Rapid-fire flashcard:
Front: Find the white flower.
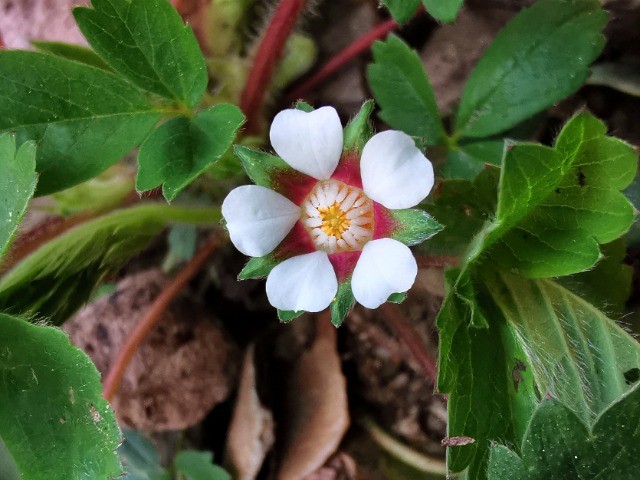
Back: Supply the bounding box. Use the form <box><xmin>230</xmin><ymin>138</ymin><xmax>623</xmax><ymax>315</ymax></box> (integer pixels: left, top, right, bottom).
<box><xmin>222</xmin><ymin>106</ymin><xmax>435</xmax><ymax>314</ymax></box>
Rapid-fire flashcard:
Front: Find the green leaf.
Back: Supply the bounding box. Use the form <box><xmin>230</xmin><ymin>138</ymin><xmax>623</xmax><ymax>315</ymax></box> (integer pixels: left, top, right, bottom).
<box><xmin>484</xmin><ymin>271</ymin><xmax>640</xmax><ymax>423</ymax></box>
<box><xmin>438</xmin><ymin>271</ymin><xmax>640</xmax><ymax>478</ymax></box>
<box><xmin>74</xmin><ymin>0</ymin><xmax>207</xmax><ymax>107</ymax></box>
<box><xmin>0</xmin><ymin>313</ymin><xmax>121</xmax><ymax>480</ymax></box>
<box><xmin>422</xmin><ymin>0</ymin><xmax>464</xmax><ymax>23</ymax></box>
<box><xmin>343</xmin><ymin>100</ymin><xmax>374</xmax><ymax>154</ymax></box>
<box><xmin>330</xmin><ymin>281</ymin><xmax>355</xmax><ymax>327</ymax></box>
<box><xmin>136</xmin><ymin>104</ymin><xmax>245</xmax><ymax>200</ymax></box>
<box><xmin>420</xmin><ymin>167</ymin><xmax>499</xmax><ymax>256</ymax></box>
<box><xmin>119</xmin><ymin>430</ymin><xmax>170</xmax><ymax>480</ymax></box>
<box><xmin>382</xmin><ymin>0</ymin><xmax>421</xmax><ymax>23</ymax></box>
<box><xmin>454</xmin><ymin>0</ymin><xmax>607</xmax><ymax>138</ymax></box>
<box><xmin>0</xmin><ymin>50</ymin><xmax>161</xmax><ymax>195</ymax></box>
<box><xmin>388</xmin><ymin>209</ymin><xmax>443</xmax><ymax>247</ymax></box>
<box><xmin>32</xmin><ymin>41</ymin><xmax>111</xmax><ymax>70</ymax></box>
<box><xmin>486</xmin><ymin>113</ymin><xmax>637</xmax><ymax>278</ymax></box>
<box><xmin>0</xmin><ymin>133</ymin><xmax>37</xmax><ymax>258</ymax></box>
<box><xmin>556</xmin><ymin>239</ymin><xmax>632</xmax><ymax>317</ymax></box>
<box><xmin>368</xmin><ymin>35</ymin><xmax>445</xmax><ymax>145</ymax></box>
<box><xmin>174</xmin><ymin>450</ymin><xmax>231</xmax><ymax>480</ymax></box>
<box><xmin>488</xmin><ymin>383</ymin><xmax>640</xmax><ymax>479</ymax></box>
<box><xmin>0</xmin><ymin>204</ymin><xmax>218</xmax><ymax>325</ymax></box>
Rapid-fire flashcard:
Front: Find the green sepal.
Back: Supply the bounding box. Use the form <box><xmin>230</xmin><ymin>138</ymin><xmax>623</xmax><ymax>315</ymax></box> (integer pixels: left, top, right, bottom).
<box><xmin>343</xmin><ymin>100</ymin><xmax>374</xmax><ymax>154</ymax></box>
<box><xmin>278</xmin><ymin>310</ymin><xmax>304</xmax><ymax>322</ymax></box>
<box><xmin>387</xmin><ymin>292</ymin><xmax>407</xmax><ymax>304</ymax></box>
<box><xmin>389</xmin><ymin>209</ymin><xmax>443</xmax><ymax>247</ymax></box>
<box><xmin>295</xmin><ymin>101</ymin><xmax>314</xmax><ymax>112</ymax></box>
<box><xmin>238</xmin><ymin>256</ymin><xmax>280</xmax><ymax>280</ymax></box>
<box><xmin>234</xmin><ymin>145</ymin><xmax>291</xmax><ymax>189</ymax></box>
<box><xmin>330</xmin><ymin>280</ymin><xmax>356</xmax><ymax>327</ymax></box>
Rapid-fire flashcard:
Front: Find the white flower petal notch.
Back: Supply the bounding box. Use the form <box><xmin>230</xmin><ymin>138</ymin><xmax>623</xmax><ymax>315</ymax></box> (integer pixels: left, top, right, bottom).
<box><xmin>351</xmin><ymin>238</ymin><xmax>419</xmax><ymax>309</ymax></box>
<box><xmin>360</xmin><ymin>130</ymin><xmax>435</xmax><ymax>209</ymax></box>
<box><xmin>266</xmin><ymin>251</ymin><xmax>338</xmax><ymax>312</ymax></box>
<box><xmin>222</xmin><ymin>185</ymin><xmax>300</xmax><ymax>257</ymax></box>
<box><xmin>269</xmin><ymin>106</ymin><xmax>343</xmax><ymax>180</ymax></box>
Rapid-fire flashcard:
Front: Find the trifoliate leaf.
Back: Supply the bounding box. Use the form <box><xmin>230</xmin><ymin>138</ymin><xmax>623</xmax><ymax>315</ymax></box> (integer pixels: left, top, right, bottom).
<box><xmin>488</xmin><ymin>113</ymin><xmax>636</xmax><ymax>278</ymax></box>
<box><xmin>0</xmin><ymin>133</ymin><xmax>37</xmax><ymax>258</ymax></box>
<box><xmin>368</xmin><ymin>35</ymin><xmax>445</xmax><ymax>145</ymax></box>
<box><xmin>0</xmin><ymin>51</ymin><xmax>161</xmax><ymax>195</ymax></box>
<box><xmin>0</xmin><ymin>313</ymin><xmax>121</xmax><ymax>480</ymax></box>
<box><xmin>74</xmin><ymin>0</ymin><xmax>207</xmax><ymax>107</ymax></box>
<box><xmin>0</xmin><ymin>205</ymin><xmax>218</xmax><ymax>325</ymax></box>
<box><xmin>455</xmin><ymin>0</ymin><xmax>607</xmax><ymax>138</ymax></box>
<box><xmin>487</xmin><ymin>382</ymin><xmax>640</xmax><ymax>480</ymax></box>
<box><xmin>136</xmin><ymin>104</ymin><xmax>245</xmax><ymax>200</ymax></box>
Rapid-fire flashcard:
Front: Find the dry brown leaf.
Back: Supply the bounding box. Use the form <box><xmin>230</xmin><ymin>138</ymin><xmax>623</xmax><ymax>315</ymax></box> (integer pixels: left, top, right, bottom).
<box><xmin>277</xmin><ymin>316</ymin><xmax>350</xmax><ymax>480</ymax></box>
<box><xmin>0</xmin><ymin>0</ymin><xmax>88</xmax><ymax>49</ymax></box>
<box><xmin>64</xmin><ymin>269</ymin><xmax>238</xmax><ymax>431</ymax></box>
<box><xmin>226</xmin><ymin>345</ymin><xmax>276</xmax><ymax>480</ymax></box>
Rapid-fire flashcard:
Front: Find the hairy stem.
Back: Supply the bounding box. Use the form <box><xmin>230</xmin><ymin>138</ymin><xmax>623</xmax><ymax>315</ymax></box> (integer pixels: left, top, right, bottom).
<box><xmin>240</xmin><ymin>0</ymin><xmax>307</xmax><ymax>134</ymax></box>
<box><xmin>102</xmin><ymin>233</ymin><xmax>222</xmax><ymax>401</ymax></box>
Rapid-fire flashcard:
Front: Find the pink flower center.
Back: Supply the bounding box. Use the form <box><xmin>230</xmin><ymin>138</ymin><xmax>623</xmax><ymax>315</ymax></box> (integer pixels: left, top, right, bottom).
<box><xmin>300</xmin><ymin>180</ymin><xmax>374</xmax><ymax>254</ymax></box>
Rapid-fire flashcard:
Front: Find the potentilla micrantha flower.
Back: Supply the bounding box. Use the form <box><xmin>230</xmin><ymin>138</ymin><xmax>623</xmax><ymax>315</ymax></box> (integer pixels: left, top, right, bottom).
<box><xmin>222</xmin><ymin>102</ymin><xmax>442</xmax><ymax>325</ymax></box>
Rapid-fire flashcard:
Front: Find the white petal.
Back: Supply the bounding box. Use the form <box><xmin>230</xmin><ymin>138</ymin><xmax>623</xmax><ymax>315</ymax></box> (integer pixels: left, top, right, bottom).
<box><xmin>222</xmin><ymin>185</ymin><xmax>299</xmax><ymax>257</ymax></box>
<box><xmin>266</xmin><ymin>252</ymin><xmax>338</xmax><ymax>312</ymax></box>
<box><xmin>351</xmin><ymin>238</ymin><xmax>418</xmax><ymax>309</ymax></box>
<box><xmin>360</xmin><ymin>130</ymin><xmax>434</xmax><ymax>209</ymax></box>
<box><xmin>269</xmin><ymin>107</ymin><xmax>343</xmax><ymax>180</ymax></box>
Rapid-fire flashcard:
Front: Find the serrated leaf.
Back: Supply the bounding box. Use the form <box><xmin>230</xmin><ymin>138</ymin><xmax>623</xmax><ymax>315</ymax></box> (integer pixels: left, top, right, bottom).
<box><xmin>488</xmin><ymin>383</ymin><xmax>640</xmax><ymax>479</ymax></box>
<box><xmin>136</xmin><ymin>104</ymin><xmax>245</xmax><ymax>200</ymax></box>
<box><xmin>382</xmin><ymin>0</ymin><xmax>421</xmax><ymax>23</ymax></box>
<box><xmin>0</xmin><ymin>51</ymin><xmax>161</xmax><ymax>195</ymax></box>
<box><xmin>74</xmin><ymin>0</ymin><xmax>207</xmax><ymax>107</ymax></box>
<box><xmin>438</xmin><ymin>271</ymin><xmax>640</xmax><ymax>478</ymax></box>
<box><xmin>420</xmin><ymin>167</ymin><xmax>499</xmax><ymax>256</ymax></box>
<box><xmin>487</xmin><ymin>113</ymin><xmax>637</xmax><ymax>278</ymax></box>
<box><xmin>0</xmin><ymin>204</ymin><xmax>218</xmax><ymax>325</ymax></box>
<box><xmin>0</xmin><ymin>133</ymin><xmax>37</xmax><ymax>258</ymax></box>
<box><xmin>174</xmin><ymin>450</ymin><xmax>231</xmax><ymax>480</ymax></box>
<box><xmin>32</xmin><ymin>41</ymin><xmax>111</xmax><ymax>70</ymax></box>
<box><xmin>388</xmin><ymin>209</ymin><xmax>443</xmax><ymax>247</ymax></box>
<box><xmin>0</xmin><ymin>313</ymin><xmax>121</xmax><ymax>480</ymax></box>
<box><xmin>455</xmin><ymin>0</ymin><xmax>607</xmax><ymax>138</ymax></box>
<box><xmin>368</xmin><ymin>35</ymin><xmax>445</xmax><ymax>145</ymax></box>
<box><xmin>422</xmin><ymin>0</ymin><xmax>464</xmax><ymax>23</ymax></box>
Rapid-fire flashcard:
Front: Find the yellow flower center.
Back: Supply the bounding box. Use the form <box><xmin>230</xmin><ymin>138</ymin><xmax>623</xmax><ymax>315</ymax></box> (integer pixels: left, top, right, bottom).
<box><xmin>300</xmin><ymin>180</ymin><xmax>374</xmax><ymax>254</ymax></box>
<box><xmin>318</xmin><ymin>202</ymin><xmax>351</xmax><ymax>239</ymax></box>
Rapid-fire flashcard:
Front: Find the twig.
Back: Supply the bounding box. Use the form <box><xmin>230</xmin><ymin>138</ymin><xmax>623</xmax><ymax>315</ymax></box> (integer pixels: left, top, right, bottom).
<box><xmin>240</xmin><ymin>0</ymin><xmax>307</xmax><ymax>134</ymax></box>
<box><xmin>380</xmin><ymin>302</ymin><xmax>438</xmax><ymax>385</ymax></box>
<box><xmin>102</xmin><ymin>233</ymin><xmax>222</xmax><ymax>401</ymax></box>
<box><xmin>285</xmin><ymin>17</ymin><xmax>399</xmax><ymax>103</ymax></box>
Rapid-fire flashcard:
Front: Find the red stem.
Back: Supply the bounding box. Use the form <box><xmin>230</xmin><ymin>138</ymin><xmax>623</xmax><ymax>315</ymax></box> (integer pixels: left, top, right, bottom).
<box><xmin>240</xmin><ymin>0</ymin><xmax>307</xmax><ymax>134</ymax></box>
<box><xmin>102</xmin><ymin>234</ymin><xmax>221</xmax><ymax>401</ymax></box>
<box><xmin>286</xmin><ymin>17</ymin><xmax>399</xmax><ymax>103</ymax></box>
<box><xmin>380</xmin><ymin>303</ymin><xmax>438</xmax><ymax>385</ymax></box>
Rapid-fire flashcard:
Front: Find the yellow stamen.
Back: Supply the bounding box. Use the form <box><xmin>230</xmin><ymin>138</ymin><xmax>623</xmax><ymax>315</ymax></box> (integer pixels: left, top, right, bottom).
<box><xmin>318</xmin><ymin>202</ymin><xmax>351</xmax><ymax>240</ymax></box>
